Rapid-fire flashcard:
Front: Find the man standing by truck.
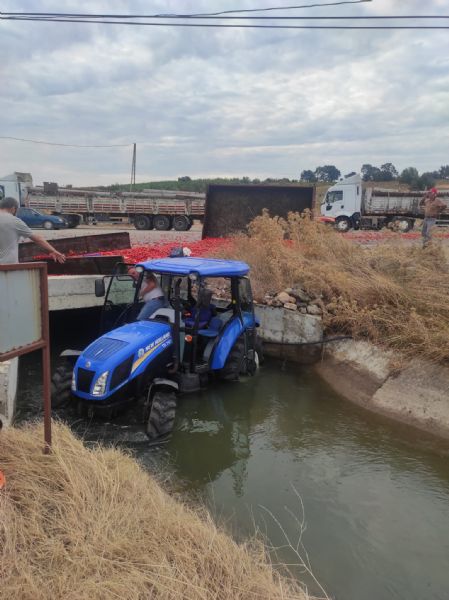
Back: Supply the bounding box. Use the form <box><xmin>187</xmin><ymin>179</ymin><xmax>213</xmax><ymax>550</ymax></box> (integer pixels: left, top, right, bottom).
<box><xmin>0</xmin><ymin>197</ymin><xmax>65</xmax><ymax>264</ymax></box>
<box><xmin>420</xmin><ymin>188</ymin><xmax>446</xmax><ymax>247</ymax></box>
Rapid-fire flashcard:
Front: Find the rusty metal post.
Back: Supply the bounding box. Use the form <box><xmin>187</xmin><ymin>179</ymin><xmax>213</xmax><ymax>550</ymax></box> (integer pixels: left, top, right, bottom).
<box><xmin>39</xmin><ymin>264</ymin><xmax>52</xmax><ymax>453</ymax></box>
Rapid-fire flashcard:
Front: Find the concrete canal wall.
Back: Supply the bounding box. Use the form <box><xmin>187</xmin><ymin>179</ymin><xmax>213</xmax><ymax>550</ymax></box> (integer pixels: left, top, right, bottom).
<box><xmin>316</xmin><ymin>339</ymin><xmax>449</xmax><ymax>440</ymax></box>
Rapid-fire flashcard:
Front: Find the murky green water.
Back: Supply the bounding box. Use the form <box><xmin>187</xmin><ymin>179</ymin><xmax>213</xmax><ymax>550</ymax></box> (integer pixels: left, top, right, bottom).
<box><xmin>18</xmin><ymin>345</ymin><xmax>449</xmax><ymax>600</ymax></box>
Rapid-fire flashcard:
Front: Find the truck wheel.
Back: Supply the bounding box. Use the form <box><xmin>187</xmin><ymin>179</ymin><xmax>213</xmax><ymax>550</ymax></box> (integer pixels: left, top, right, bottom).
<box><xmin>391</xmin><ymin>217</ymin><xmax>413</xmax><ymax>233</ymax></box>
<box><xmin>51</xmin><ymin>362</ymin><xmax>73</xmax><ymax>408</ymax></box>
<box><xmin>335</xmin><ymin>216</ymin><xmax>351</xmax><ymax>232</ymax></box>
<box><xmin>43</xmin><ymin>220</ymin><xmax>54</xmax><ymax>230</ymax></box>
<box><xmin>173</xmin><ymin>215</ymin><xmax>190</xmax><ymax>231</ymax></box>
<box><xmin>146</xmin><ymin>390</ymin><xmax>177</xmax><ymax>440</ymax></box>
<box><xmin>134</xmin><ymin>215</ymin><xmax>151</xmax><ymax>230</ymax></box>
<box><xmin>153</xmin><ymin>215</ymin><xmax>171</xmax><ymax>231</ymax></box>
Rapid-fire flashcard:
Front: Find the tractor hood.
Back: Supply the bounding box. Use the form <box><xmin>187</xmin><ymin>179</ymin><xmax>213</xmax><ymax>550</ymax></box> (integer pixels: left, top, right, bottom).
<box><xmin>72</xmin><ymin>321</ymin><xmax>173</xmax><ymax>400</ymax></box>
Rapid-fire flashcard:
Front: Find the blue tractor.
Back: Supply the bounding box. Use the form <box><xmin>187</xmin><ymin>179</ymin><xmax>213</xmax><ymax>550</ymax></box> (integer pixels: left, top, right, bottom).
<box><xmin>51</xmin><ymin>257</ymin><xmax>263</xmax><ymax>439</ymax></box>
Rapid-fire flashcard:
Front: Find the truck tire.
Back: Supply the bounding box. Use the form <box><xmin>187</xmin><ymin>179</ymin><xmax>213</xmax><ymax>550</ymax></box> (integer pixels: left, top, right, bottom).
<box><xmin>51</xmin><ymin>362</ymin><xmax>73</xmax><ymax>408</ymax></box>
<box><xmin>390</xmin><ymin>217</ymin><xmax>414</xmax><ymax>233</ymax></box>
<box><xmin>335</xmin><ymin>216</ymin><xmax>351</xmax><ymax>232</ymax></box>
<box><xmin>153</xmin><ymin>215</ymin><xmax>171</xmax><ymax>231</ymax></box>
<box><xmin>173</xmin><ymin>215</ymin><xmax>190</xmax><ymax>231</ymax></box>
<box><xmin>145</xmin><ymin>390</ymin><xmax>177</xmax><ymax>440</ymax></box>
<box><xmin>43</xmin><ymin>220</ymin><xmax>54</xmax><ymax>230</ymax></box>
<box><xmin>134</xmin><ymin>215</ymin><xmax>151</xmax><ymax>230</ymax></box>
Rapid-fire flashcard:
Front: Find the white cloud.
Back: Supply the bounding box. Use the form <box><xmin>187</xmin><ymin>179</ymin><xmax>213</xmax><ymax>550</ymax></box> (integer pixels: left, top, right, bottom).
<box><xmin>1</xmin><ymin>0</ymin><xmax>449</xmax><ymax>184</ymax></box>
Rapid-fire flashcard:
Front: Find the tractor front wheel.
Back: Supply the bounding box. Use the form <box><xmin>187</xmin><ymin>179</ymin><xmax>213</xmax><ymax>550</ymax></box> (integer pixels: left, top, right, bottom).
<box><xmin>145</xmin><ymin>390</ymin><xmax>177</xmax><ymax>440</ymax></box>
<box><xmin>51</xmin><ymin>362</ymin><xmax>73</xmax><ymax>408</ymax></box>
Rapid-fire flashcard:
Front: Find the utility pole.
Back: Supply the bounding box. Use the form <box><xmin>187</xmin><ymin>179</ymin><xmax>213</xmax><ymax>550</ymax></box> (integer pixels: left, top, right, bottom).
<box><xmin>130</xmin><ymin>143</ymin><xmax>136</xmax><ymax>192</ymax></box>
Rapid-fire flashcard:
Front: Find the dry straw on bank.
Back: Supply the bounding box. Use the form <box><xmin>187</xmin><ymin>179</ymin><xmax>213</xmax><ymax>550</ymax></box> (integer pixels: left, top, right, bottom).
<box><xmin>0</xmin><ymin>422</ymin><xmax>309</xmax><ymax>600</ymax></box>
<box><xmin>219</xmin><ymin>212</ymin><xmax>449</xmax><ymax>363</ymax></box>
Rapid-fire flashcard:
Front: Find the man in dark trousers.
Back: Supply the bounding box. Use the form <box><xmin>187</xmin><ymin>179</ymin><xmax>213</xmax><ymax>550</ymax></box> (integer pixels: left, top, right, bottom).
<box><xmin>420</xmin><ymin>188</ymin><xmax>446</xmax><ymax>247</ymax></box>
<box><xmin>0</xmin><ymin>197</ymin><xmax>65</xmax><ymax>264</ymax></box>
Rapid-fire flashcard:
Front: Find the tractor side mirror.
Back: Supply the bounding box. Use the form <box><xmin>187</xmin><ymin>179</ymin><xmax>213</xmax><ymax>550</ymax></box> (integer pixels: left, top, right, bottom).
<box><xmin>95</xmin><ymin>278</ymin><xmax>106</xmax><ymax>297</ymax></box>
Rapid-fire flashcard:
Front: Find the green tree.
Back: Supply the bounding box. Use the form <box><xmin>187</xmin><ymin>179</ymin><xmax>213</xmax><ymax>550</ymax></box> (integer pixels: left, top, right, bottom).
<box><xmin>314</xmin><ymin>165</ymin><xmax>340</xmax><ymax>182</ymax></box>
<box><xmin>300</xmin><ymin>169</ymin><xmax>317</xmax><ymax>183</ymax></box>
<box><xmin>361</xmin><ymin>164</ymin><xmax>382</xmax><ymax>181</ymax></box>
<box><xmin>417</xmin><ymin>172</ymin><xmax>436</xmax><ymax>190</ymax></box>
<box><xmin>439</xmin><ymin>165</ymin><xmax>449</xmax><ymax>179</ymax></box>
<box><xmin>380</xmin><ymin>162</ymin><xmax>398</xmax><ymax>181</ymax></box>
<box><xmin>399</xmin><ymin>167</ymin><xmax>420</xmax><ymax>187</ymax></box>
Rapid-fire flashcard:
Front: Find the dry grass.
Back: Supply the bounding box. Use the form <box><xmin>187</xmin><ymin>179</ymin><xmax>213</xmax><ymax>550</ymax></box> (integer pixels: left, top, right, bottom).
<box><xmin>0</xmin><ymin>422</ymin><xmax>310</xmax><ymax>600</ymax></box>
<box><xmin>217</xmin><ymin>212</ymin><xmax>449</xmax><ymax>363</ymax></box>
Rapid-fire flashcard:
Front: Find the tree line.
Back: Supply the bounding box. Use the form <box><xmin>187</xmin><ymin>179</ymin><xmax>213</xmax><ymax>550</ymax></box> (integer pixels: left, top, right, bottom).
<box><xmin>103</xmin><ymin>164</ymin><xmax>449</xmax><ymax>193</ymax></box>
<box><xmin>300</xmin><ymin>164</ymin><xmax>449</xmax><ymax>190</ymax></box>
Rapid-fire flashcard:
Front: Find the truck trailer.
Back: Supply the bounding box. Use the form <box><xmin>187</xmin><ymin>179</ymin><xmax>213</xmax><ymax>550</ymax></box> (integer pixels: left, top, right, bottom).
<box><xmin>203</xmin><ymin>183</ymin><xmax>316</xmax><ymax>238</ymax></box>
<box><xmin>0</xmin><ymin>172</ymin><xmax>205</xmax><ymax>231</ymax></box>
<box><xmin>321</xmin><ymin>174</ymin><xmax>449</xmax><ymax>232</ymax></box>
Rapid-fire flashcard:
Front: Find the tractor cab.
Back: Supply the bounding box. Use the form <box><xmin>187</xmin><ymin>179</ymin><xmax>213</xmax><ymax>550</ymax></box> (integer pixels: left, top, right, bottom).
<box><xmin>54</xmin><ymin>257</ymin><xmax>262</xmax><ymax>440</ymax></box>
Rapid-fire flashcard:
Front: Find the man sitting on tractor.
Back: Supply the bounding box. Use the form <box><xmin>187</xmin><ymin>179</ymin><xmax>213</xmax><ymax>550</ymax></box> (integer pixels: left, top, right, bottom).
<box><xmin>137</xmin><ymin>272</ymin><xmax>168</xmax><ymax>321</ymax></box>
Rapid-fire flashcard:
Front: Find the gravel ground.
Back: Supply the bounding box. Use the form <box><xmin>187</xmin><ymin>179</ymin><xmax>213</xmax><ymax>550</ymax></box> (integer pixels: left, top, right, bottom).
<box><xmin>38</xmin><ymin>222</ymin><xmax>203</xmax><ymax>246</ymax></box>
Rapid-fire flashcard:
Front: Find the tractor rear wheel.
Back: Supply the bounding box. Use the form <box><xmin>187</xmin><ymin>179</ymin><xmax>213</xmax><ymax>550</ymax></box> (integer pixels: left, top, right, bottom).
<box><xmin>145</xmin><ymin>390</ymin><xmax>177</xmax><ymax>440</ymax></box>
<box><xmin>219</xmin><ymin>336</ymin><xmax>246</xmax><ymax>381</ymax></box>
<box><xmin>220</xmin><ymin>335</ymin><xmax>263</xmax><ymax>380</ymax></box>
<box><xmin>51</xmin><ymin>362</ymin><xmax>73</xmax><ymax>408</ymax></box>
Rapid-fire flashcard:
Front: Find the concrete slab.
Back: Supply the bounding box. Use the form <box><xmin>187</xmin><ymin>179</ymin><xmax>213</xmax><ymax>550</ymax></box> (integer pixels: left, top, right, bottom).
<box><xmin>48</xmin><ymin>275</ymin><xmax>104</xmax><ymax>311</ymax></box>
<box><xmin>254</xmin><ymin>305</ymin><xmax>322</xmax><ymax>344</ymax></box>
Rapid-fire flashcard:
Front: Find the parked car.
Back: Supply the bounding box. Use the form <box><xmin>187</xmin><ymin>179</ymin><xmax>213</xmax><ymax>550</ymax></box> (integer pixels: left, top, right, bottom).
<box><xmin>17</xmin><ymin>207</ymin><xmax>67</xmax><ymax>230</ymax></box>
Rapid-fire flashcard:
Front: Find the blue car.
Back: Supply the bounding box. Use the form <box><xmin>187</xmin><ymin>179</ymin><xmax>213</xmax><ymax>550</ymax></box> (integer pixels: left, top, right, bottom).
<box><xmin>52</xmin><ymin>257</ymin><xmax>263</xmax><ymax>440</ymax></box>
<box><xmin>17</xmin><ymin>207</ymin><xmax>67</xmax><ymax>230</ymax></box>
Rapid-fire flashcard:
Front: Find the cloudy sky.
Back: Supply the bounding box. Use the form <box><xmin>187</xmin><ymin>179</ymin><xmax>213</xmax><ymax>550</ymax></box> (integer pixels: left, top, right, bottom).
<box><xmin>1</xmin><ymin>0</ymin><xmax>449</xmax><ymax>186</ymax></box>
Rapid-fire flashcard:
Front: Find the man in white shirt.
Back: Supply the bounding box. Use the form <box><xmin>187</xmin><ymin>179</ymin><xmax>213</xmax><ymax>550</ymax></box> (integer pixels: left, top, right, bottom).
<box><xmin>137</xmin><ymin>272</ymin><xmax>168</xmax><ymax>320</ymax></box>
<box><xmin>0</xmin><ymin>197</ymin><xmax>65</xmax><ymax>264</ymax></box>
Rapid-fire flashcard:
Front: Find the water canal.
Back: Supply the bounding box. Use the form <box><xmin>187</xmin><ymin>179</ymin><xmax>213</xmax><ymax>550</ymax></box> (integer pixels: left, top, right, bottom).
<box><xmin>17</xmin><ymin>326</ymin><xmax>449</xmax><ymax>600</ymax></box>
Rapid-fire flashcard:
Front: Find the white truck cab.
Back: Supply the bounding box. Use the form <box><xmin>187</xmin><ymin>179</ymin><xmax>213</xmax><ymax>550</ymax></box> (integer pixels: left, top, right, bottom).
<box><xmin>0</xmin><ymin>173</ymin><xmax>31</xmax><ymax>205</ymax></box>
<box><xmin>321</xmin><ymin>174</ymin><xmax>362</xmax><ymax>231</ymax></box>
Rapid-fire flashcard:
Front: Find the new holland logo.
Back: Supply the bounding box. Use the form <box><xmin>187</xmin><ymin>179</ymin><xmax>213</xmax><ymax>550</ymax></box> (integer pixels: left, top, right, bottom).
<box><xmin>85</xmin><ymin>361</ymin><xmax>91</xmax><ymax>368</ymax></box>
<box><xmin>137</xmin><ymin>348</ymin><xmax>145</xmax><ymax>358</ymax></box>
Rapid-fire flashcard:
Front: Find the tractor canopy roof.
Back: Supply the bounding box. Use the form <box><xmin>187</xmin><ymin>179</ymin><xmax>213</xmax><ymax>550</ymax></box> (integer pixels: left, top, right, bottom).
<box><xmin>136</xmin><ymin>257</ymin><xmax>250</xmax><ymax>277</ymax></box>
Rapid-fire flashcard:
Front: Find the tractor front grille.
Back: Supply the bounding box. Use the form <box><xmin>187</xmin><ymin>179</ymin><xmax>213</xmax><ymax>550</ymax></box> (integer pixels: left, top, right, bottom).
<box><xmin>110</xmin><ymin>355</ymin><xmax>134</xmax><ymax>391</ymax></box>
<box><xmin>77</xmin><ymin>367</ymin><xmax>95</xmax><ymax>393</ymax></box>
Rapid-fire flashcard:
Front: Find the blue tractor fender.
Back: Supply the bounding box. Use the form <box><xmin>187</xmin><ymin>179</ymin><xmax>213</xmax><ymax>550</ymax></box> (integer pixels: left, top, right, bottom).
<box><xmin>210</xmin><ymin>312</ymin><xmax>259</xmax><ymax>370</ymax></box>
<box><xmin>210</xmin><ymin>317</ymin><xmax>243</xmax><ymax>370</ymax></box>
<box><xmin>147</xmin><ymin>378</ymin><xmax>179</xmax><ymax>397</ymax></box>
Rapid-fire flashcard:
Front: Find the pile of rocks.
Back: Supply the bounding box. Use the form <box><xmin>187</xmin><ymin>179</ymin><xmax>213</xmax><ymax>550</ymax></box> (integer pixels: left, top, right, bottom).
<box><xmin>210</xmin><ymin>282</ymin><xmax>324</xmax><ymax>317</ymax></box>
<box><xmin>262</xmin><ymin>287</ymin><xmax>323</xmax><ymax>316</ymax></box>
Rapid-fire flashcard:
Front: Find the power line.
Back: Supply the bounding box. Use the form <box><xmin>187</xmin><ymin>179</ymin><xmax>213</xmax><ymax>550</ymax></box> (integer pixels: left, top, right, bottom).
<box><xmin>0</xmin><ymin>136</ymin><xmax>132</xmax><ymax>148</ymax></box>
<box><xmin>2</xmin><ymin>17</ymin><xmax>449</xmax><ymax>29</ymax></box>
<box><xmin>188</xmin><ymin>0</ymin><xmax>372</xmax><ymax>17</ymax></box>
<box><xmin>0</xmin><ymin>2</ymin><xmax>372</xmax><ymax>20</ymax></box>
<box><xmin>4</xmin><ymin>13</ymin><xmax>449</xmax><ymax>21</ymax></box>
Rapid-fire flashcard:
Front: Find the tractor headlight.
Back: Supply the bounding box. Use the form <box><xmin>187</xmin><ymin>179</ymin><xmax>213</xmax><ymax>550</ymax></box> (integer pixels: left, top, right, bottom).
<box><xmin>92</xmin><ymin>371</ymin><xmax>109</xmax><ymax>396</ymax></box>
<box><xmin>71</xmin><ymin>370</ymin><xmax>76</xmax><ymax>391</ymax></box>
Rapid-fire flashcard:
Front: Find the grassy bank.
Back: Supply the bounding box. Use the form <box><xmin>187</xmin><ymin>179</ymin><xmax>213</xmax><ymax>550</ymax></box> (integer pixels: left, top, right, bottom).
<box><xmin>0</xmin><ymin>422</ymin><xmax>310</xmax><ymax>600</ymax></box>
<box><xmin>217</xmin><ymin>213</ymin><xmax>449</xmax><ymax>363</ymax></box>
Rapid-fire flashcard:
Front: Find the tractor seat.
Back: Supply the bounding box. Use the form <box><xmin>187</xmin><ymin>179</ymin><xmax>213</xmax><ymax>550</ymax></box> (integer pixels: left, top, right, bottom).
<box><xmin>184</xmin><ymin>305</ymin><xmax>216</xmax><ymax>329</ymax></box>
<box><xmin>198</xmin><ymin>316</ymin><xmax>223</xmax><ymax>338</ymax></box>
